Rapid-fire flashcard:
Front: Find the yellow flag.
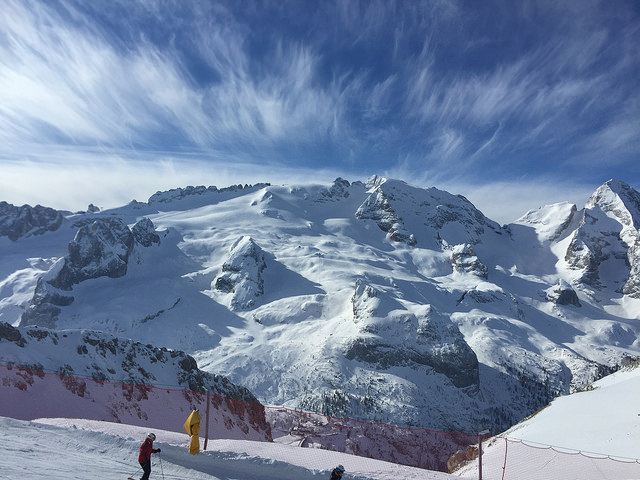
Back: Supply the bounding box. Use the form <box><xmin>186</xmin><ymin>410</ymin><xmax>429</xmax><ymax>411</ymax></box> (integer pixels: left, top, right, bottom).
<box><xmin>189</xmin><ymin>434</ymin><xmax>200</xmax><ymax>455</ymax></box>
<box><xmin>183</xmin><ymin>409</ymin><xmax>201</xmax><ymax>455</ymax></box>
<box><xmin>183</xmin><ymin>409</ymin><xmax>201</xmax><ymax>436</ymax></box>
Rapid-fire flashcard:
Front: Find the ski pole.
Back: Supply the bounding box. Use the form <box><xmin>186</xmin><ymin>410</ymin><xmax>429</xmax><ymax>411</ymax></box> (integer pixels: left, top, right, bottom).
<box><xmin>128</xmin><ymin>464</ymin><xmax>141</xmax><ymax>480</ymax></box>
<box><xmin>159</xmin><ymin>455</ymin><xmax>165</xmax><ymax>480</ymax></box>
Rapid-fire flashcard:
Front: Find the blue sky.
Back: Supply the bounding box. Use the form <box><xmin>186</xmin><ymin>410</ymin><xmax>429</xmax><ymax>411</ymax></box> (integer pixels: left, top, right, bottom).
<box><xmin>1</xmin><ymin>0</ymin><xmax>638</xmax><ymax>222</ymax></box>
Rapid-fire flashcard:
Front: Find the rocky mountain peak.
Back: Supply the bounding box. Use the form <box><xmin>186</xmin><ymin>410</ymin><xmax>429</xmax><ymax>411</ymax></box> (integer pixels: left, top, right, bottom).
<box><xmin>0</xmin><ymin>201</ymin><xmax>64</xmax><ymax>241</ymax></box>
<box><xmin>586</xmin><ymin>179</ymin><xmax>640</xmax><ymax>230</ymax></box>
<box><xmin>514</xmin><ymin>202</ymin><xmax>578</xmax><ymax>242</ymax></box>
<box><xmin>564</xmin><ymin>180</ymin><xmax>640</xmax><ymax>298</ymax></box>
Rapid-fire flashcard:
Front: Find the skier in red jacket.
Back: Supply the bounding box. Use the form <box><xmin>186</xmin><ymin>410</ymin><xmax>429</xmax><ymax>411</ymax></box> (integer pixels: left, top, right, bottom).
<box><xmin>138</xmin><ymin>433</ymin><xmax>161</xmax><ymax>480</ymax></box>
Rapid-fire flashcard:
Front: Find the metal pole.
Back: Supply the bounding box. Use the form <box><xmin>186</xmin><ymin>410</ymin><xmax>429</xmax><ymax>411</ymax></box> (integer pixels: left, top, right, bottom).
<box><xmin>478</xmin><ymin>430</ymin><xmax>489</xmax><ymax>480</ymax></box>
<box><xmin>204</xmin><ymin>391</ymin><xmax>211</xmax><ymax>450</ymax></box>
<box><xmin>478</xmin><ymin>434</ymin><xmax>482</xmax><ymax>480</ymax></box>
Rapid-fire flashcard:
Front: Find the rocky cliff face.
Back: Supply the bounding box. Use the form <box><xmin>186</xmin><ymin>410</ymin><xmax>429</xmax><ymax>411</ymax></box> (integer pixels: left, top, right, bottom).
<box><xmin>214</xmin><ymin>236</ymin><xmax>267</xmax><ymax>310</ymax></box>
<box><xmin>0</xmin><ymin>201</ymin><xmax>64</xmax><ymax>241</ymax></box>
<box><xmin>20</xmin><ymin>217</ymin><xmax>161</xmax><ymax>327</ymax></box>
<box><xmin>348</xmin><ymin>279</ymin><xmax>478</xmax><ymax>389</ymax></box>
<box><xmin>450</xmin><ymin>244</ymin><xmax>488</xmax><ymax>279</ymax></box>
<box><xmin>564</xmin><ymin>180</ymin><xmax>640</xmax><ymax>298</ymax></box>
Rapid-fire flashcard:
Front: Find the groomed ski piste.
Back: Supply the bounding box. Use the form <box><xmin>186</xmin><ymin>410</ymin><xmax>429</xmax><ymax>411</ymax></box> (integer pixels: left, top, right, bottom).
<box><xmin>0</xmin><ymin>416</ymin><xmax>454</xmax><ymax>480</ymax></box>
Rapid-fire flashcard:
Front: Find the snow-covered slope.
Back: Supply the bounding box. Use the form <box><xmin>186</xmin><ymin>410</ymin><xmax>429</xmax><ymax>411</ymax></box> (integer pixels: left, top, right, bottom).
<box><xmin>504</xmin><ymin>361</ymin><xmax>640</xmax><ymax>458</ymax></box>
<box><xmin>1</xmin><ymin>176</ymin><xmax>639</xmax><ymax>442</ymax></box>
<box><xmin>454</xmin><ymin>361</ymin><xmax>640</xmax><ymax>479</ymax></box>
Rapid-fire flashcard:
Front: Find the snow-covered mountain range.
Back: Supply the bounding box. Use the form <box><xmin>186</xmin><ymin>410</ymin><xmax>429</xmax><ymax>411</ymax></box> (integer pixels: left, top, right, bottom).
<box><xmin>1</xmin><ymin>176</ymin><xmax>639</xmax><ymax>441</ymax></box>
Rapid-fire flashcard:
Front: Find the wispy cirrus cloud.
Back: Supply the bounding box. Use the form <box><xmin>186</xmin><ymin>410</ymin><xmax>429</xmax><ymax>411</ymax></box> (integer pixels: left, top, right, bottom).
<box><xmin>0</xmin><ymin>0</ymin><xmax>354</xmax><ymax>159</ymax></box>
<box><xmin>399</xmin><ymin>0</ymin><xmax>639</xmax><ymax>175</ymax></box>
<box><xmin>0</xmin><ymin>0</ymin><xmax>637</xmax><ymax>219</ymax></box>
<box><xmin>0</xmin><ymin>0</ymin><xmax>212</xmax><ymax>148</ymax></box>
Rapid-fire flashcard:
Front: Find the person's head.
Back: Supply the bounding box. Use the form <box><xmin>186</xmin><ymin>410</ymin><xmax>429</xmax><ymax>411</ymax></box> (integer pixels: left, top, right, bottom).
<box><xmin>147</xmin><ymin>433</ymin><xmax>156</xmax><ymax>441</ymax></box>
<box><xmin>335</xmin><ymin>465</ymin><xmax>345</xmax><ymax>475</ymax></box>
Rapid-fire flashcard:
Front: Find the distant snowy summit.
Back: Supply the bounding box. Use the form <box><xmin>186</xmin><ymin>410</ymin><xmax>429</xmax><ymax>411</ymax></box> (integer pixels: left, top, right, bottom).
<box><xmin>515</xmin><ymin>179</ymin><xmax>640</xmax><ymax>299</ymax></box>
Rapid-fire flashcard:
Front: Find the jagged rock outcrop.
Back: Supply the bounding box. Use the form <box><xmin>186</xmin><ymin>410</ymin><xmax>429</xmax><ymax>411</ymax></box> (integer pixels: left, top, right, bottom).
<box><xmin>546</xmin><ymin>280</ymin><xmax>581</xmax><ymax>306</ymax></box>
<box><xmin>0</xmin><ymin>201</ymin><xmax>63</xmax><ymax>241</ymax></box>
<box><xmin>20</xmin><ymin>217</ymin><xmax>161</xmax><ymax>327</ymax></box>
<box><xmin>52</xmin><ymin>217</ymin><xmax>135</xmax><ymax>290</ymax></box>
<box><xmin>450</xmin><ymin>243</ymin><xmax>488</xmax><ymax>279</ymax></box>
<box><xmin>316</xmin><ymin>177</ymin><xmax>356</xmax><ymax>202</ymax></box>
<box><xmin>447</xmin><ymin>445</ymin><xmax>479</xmax><ymax>473</ymax></box>
<box><xmin>214</xmin><ymin>236</ymin><xmax>267</xmax><ymax>310</ymax></box>
<box><xmin>132</xmin><ymin>217</ymin><xmax>160</xmax><ymax>247</ymax></box>
<box><xmin>347</xmin><ymin>280</ymin><xmax>479</xmax><ymax>389</ymax></box>
<box><xmin>564</xmin><ymin>180</ymin><xmax>640</xmax><ymax>297</ymax></box>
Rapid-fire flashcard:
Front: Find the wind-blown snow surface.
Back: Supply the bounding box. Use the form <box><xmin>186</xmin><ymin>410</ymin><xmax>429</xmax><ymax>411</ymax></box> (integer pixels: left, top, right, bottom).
<box><xmin>0</xmin><ymin>416</ymin><xmax>454</xmax><ymax>480</ymax></box>
<box><xmin>2</xmin><ymin>177</ymin><xmax>640</xmax><ymax>439</ymax></box>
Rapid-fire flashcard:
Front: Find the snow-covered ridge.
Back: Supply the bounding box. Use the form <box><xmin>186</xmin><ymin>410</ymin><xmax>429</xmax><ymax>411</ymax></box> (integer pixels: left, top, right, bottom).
<box><xmin>148</xmin><ymin>183</ymin><xmax>271</xmax><ymax>207</ymax></box>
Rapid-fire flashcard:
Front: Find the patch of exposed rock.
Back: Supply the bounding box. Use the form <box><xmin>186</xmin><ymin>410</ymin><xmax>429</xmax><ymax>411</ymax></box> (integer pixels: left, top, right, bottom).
<box><xmin>447</xmin><ymin>444</ymin><xmax>479</xmax><ymax>473</ymax></box>
<box><xmin>214</xmin><ymin>236</ymin><xmax>267</xmax><ymax>310</ymax></box>
<box><xmin>355</xmin><ymin>177</ymin><xmax>416</xmax><ymax>245</ymax></box>
<box><xmin>450</xmin><ymin>244</ymin><xmax>488</xmax><ymax>279</ymax></box>
<box><xmin>546</xmin><ymin>280</ymin><xmax>581</xmax><ymax>306</ymax></box>
<box><xmin>316</xmin><ymin>177</ymin><xmax>359</xmax><ymax>202</ymax></box>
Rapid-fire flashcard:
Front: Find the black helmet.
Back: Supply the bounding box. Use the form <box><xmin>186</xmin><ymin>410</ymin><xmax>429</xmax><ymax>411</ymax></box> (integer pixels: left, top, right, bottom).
<box><xmin>336</xmin><ymin>465</ymin><xmax>345</xmax><ymax>473</ymax></box>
